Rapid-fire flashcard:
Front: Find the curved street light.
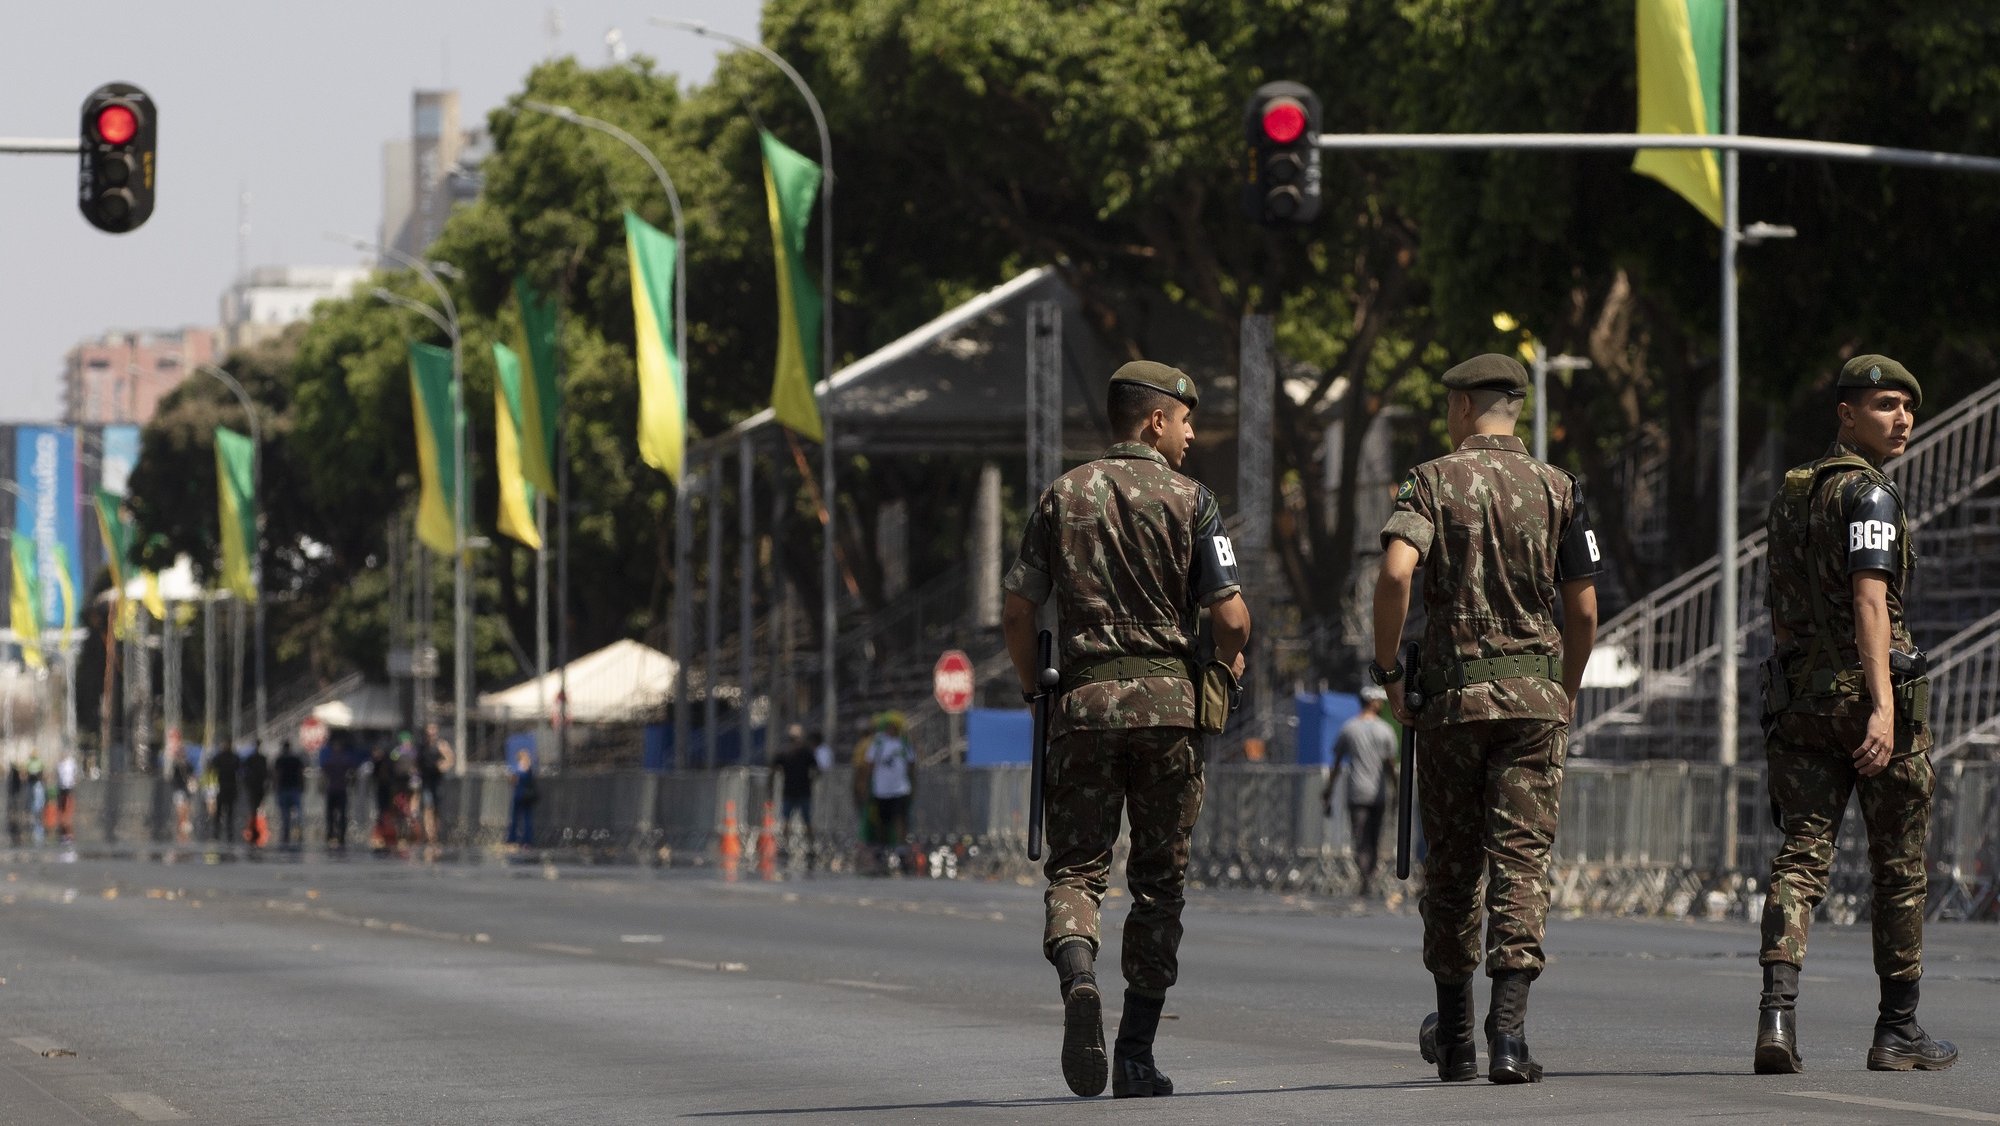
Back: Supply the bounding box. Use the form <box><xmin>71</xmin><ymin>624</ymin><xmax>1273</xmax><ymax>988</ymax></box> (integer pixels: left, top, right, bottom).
<box><xmin>650</xmin><ymin>16</ymin><xmax>841</xmax><ymax>746</ymax></box>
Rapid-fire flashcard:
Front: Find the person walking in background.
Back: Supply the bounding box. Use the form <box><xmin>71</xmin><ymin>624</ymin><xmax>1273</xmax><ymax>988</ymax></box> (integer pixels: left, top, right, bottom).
<box><xmin>54</xmin><ymin>752</ymin><xmax>78</xmax><ymax>844</ymax></box>
<box><xmin>417</xmin><ymin>722</ymin><xmax>453</xmax><ymax>842</ymax></box>
<box><xmin>24</xmin><ymin>749</ymin><xmax>46</xmax><ymax>846</ymax></box>
<box><xmin>274</xmin><ymin>740</ymin><xmax>306</xmax><ymax>851</ymax></box>
<box><xmin>6</xmin><ymin>761</ymin><xmax>23</xmax><ymax>846</ymax></box>
<box><xmin>506</xmin><ymin>748</ymin><xmax>538</xmax><ymax>852</ymax></box>
<box><xmin>811</xmin><ymin>729</ymin><xmax>834</xmax><ymax>773</ymax></box>
<box><xmin>208</xmin><ymin>743</ymin><xmax>239</xmax><ymax>845</ymax></box>
<box><xmin>321</xmin><ymin>738</ymin><xmax>353</xmax><ymax>852</ymax></box>
<box><xmin>769</xmin><ymin>724</ymin><xmax>821</xmax><ymax>869</ymax></box>
<box><xmin>864</xmin><ymin>712</ymin><xmax>916</xmax><ymax>872</ymax></box>
<box><xmin>240</xmin><ymin>744</ymin><xmax>271</xmax><ymax>848</ymax></box>
<box><xmin>1321</xmin><ymin>685</ymin><xmax>1400</xmax><ymax>898</ymax></box>
<box><xmin>167</xmin><ymin>743</ymin><xmax>196</xmax><ymax>844</ymax></box>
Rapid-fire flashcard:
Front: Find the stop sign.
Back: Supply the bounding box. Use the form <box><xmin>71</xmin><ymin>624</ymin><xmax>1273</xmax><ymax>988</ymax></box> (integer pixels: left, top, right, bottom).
<box><xmin>298</xmin><ymin>716</ymin><xmax>329</xmax><ymax>753</ymax></box>
<box><xmin>933</xmin><ymin>650</ymin><xmax>974</xmax><ymax>714</ymax></box>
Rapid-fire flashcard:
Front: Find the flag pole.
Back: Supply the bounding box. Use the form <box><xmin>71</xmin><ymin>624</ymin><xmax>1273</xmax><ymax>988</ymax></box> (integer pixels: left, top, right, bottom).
<box><xmin>651</xmin><ymin>17</ymin><xmax>840</xmax><ymax>763</ymax></box>
<box><xmin>1716</xmin><ymin>0</ymin><xmax>1742</xmax><ymax>873</ymax></box>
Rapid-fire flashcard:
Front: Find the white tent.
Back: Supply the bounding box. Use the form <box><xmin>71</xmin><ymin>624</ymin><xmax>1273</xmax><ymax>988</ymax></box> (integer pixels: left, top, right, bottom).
<box><xmin>476</xmin><ymin>639</ymin><xmax>678</xmax><ymax>725</ymax></box>
<box><xmin>118</xmin><ymin>555</ymin><xmax>203</xmax><ymax>603</ymax></box>
<box><xmin>311</xmin><ymin>683</ymin><xmax>405</xmax><ymax>730</ymax></box>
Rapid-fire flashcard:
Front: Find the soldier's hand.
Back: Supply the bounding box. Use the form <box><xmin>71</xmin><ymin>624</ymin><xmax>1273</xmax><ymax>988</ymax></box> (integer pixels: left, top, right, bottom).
<box><xmin>1229</xmin><ymin>651</ymin><xmax>1246</xmax><ymax>679</ymax></box>
<box><xmin>1853</xmin><ymin>707</ymin><xmax>1895</xmax><ymax>777</ymax></box>
<box><xmin>1388</xmin><ymin>682</ymin><xmax>1413</xmax><ymax>726</ymax></box>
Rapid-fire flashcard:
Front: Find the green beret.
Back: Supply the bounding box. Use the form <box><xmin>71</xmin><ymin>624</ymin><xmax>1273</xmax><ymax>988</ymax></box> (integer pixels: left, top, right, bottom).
<box><xmin>1109</xmin><ymin>360</ymin><xmax>1198</xmax><ymax>408</ymax></box>
<box><xmin>1836</xmin><ymin>354</ymin><xmax>1922</xmax><ymax>409</ymax></box>
<box><xmin>1441</xmin><ymin>353</ymin><xmax>1529</xmax><ymax>397</ymax></box>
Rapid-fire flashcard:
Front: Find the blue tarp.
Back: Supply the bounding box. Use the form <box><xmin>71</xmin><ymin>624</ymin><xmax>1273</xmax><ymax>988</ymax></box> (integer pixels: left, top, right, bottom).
<box><xmin>966</xmin><ymin>707</ymin><xmax>1033</xmax><ymax>765</ymax></box>
<box><xmin>644</xmin><ymin>725</ymin><xmax>768</xmax><ymax>770</ymax></box>
<box><xmin>1294</xmin><ymin>691</ymin><xmax>1361</xmax><ymax>766</ymax></box>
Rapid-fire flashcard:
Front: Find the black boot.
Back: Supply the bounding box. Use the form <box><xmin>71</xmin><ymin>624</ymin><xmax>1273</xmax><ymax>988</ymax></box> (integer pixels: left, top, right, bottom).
<box><xmin>1111</xmin><ymin>990</ymin><xmax>1174</xmax><ymax>1097</ymax></box>
<box><xmin>1868</xmin><ymin>978</ymin><xmax>1958</xmax><ymax>1072</ymax></box>
<box><xmin>1419</xmin><ymin>979</ymin><xmax>1478</xmax><ymax>1082</ymax></box>
<box><xmin>1484</xmin><ymin>971</ymin><xmax>1543</xmax><ymax>1084</ymax></box>
<box><xmin>1754</xmin><ymin>962</ymin><xmax>1803</xmax><ymax>1074</ymax></box>
<box><xmin>1052</xmin><ymin>939</ymin><xmax>1106</xmax><ymax>1096</ymax></box>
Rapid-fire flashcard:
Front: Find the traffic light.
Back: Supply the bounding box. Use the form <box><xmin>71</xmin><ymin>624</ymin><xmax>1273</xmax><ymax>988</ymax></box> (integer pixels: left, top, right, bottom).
<box><xmin>1243</xmin><ymin>81</ymin><xmax>1321</xmax><ymax>226</ymax></box>
<box><xmin>78</xmin><ymin>82</ymin><xmax>157</xmax><ymax>234</ymax></box>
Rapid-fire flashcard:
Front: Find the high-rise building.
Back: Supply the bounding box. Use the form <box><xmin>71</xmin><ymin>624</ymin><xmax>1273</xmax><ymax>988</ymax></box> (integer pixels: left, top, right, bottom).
<box><xmin>380</xmin><ymin>90</ymin><xmax>488</xmax><ymax>263</ymax></box>
<box><xmin>219</xmin><ymin>266</ymin><xmax>369</xmax><ymax>354</ymax></box>
<box><xmin>62</xmin><ymin>327</ymin><xmax>218</xmax><ymax>426</ymax></box>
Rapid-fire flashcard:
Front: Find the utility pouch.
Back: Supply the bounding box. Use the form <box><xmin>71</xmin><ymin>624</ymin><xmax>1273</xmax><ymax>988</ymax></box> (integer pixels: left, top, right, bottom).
<box><xmin>1195</xmin><ymin>660</ymin><xmax>1239</xmax><ymax>735</ymax></box>
<box><xmin>1890</xmin><ymin>649</ymin><xmax>1929</xmax><ymax>730</ymax></box>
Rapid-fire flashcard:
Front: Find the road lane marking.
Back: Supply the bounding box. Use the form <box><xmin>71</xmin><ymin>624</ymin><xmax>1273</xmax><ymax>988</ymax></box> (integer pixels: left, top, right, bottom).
<box><xmin>824</xmin><ymin>978</ymin><xmax>911</xmax><ymax>992</ymax></box>
<box><xmin>530</xmin><ymin>942</ymin><xmax>595</xmax><ymax>957</ymax></box>
<box><xmin>108</xmin><ymin>1093</ymin><xmax>190</xmax><ymax>1121</ymax></box>
<box><xmin>659</xmin><ymin>958</ymin><xmax>748</xmax><ymax>973</ymax></box>
<box><xmin>11</xmin><ymin>1036</ymin><xmax>75</xmax><ymax>1058</ymax></box>
<box><xmin>621</xmin><ymin>934</ymin><xmax>665</xmax><ymax>943</ymax></box>
<box><xmin>1789</xmin><ymin>1092</ymin><xmax>2000</xmax><ymax>1122</ymax></box>
<box><xmin>1332</xmin><ymin>1039</ymin><xmax>1419</xmax><ymax>1053</ymax></box>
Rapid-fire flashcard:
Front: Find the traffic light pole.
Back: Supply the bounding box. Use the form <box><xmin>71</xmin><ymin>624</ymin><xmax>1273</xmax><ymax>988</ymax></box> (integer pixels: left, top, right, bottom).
<box><xmin>0</xmin><ymin>138</ymin><xmax>80</xmax><ymax>154</ymax></box>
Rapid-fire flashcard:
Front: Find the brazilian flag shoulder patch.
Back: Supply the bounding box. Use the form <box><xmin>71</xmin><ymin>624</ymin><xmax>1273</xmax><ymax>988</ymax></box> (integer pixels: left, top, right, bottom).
<box><xmin>1396</xmin><ymin>474</ymin><xmax>1417</xmax><ymax>502</ymax></box>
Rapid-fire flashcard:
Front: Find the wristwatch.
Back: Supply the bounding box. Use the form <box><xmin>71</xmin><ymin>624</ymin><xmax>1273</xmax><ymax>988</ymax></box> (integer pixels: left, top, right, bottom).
<box><xmin>1368</xmin><ymin>660</ymin><xmax>1403</xmax><ymax>686</ymax></box>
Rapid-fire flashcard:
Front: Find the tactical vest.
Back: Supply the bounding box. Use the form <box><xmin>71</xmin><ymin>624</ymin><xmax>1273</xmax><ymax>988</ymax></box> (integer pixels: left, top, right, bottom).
<box><xmin>1764</xmin><ymin>450</ymin><xmax>1915</xmax><ymax>710</ymax></box>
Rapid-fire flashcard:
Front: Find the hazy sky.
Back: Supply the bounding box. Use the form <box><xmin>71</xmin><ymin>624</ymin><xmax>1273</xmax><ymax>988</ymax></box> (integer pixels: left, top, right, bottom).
<box><xmin>1</xmin><ymin>1</ymin><xmax>762</xmax><ymax>421</ymax></box>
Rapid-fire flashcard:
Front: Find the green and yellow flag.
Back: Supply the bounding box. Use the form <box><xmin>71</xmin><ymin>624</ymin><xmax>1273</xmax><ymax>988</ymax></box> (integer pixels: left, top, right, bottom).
<box><xmin>1633</xmin><ymin>0</ymin><xmax>1724</xmax><ymax>226</ymax></box>
<box><xmin>491</xmin><ymin>342</ymin><xmax>544</xmax><ymax>550</ymax></box>
<box><xmin>93</xmin><ymin>488</ymin><xmax>132</xmax><ymax>589</ymax></box>
<box><xmin>215</xmin><ymin>426</ymin><xmax>258</xmax><ymax>602</ymax></box>
<box><xmin>760</xmin><ymin>130</ymin><xmax>825</xmax><ymax>442</ymax></box>
<box><xmin>49</xmin><ymin>542</ymin><xmax>76</xmax><ymax>652</ymax></box>
<box><xmin>9</xmin><ymin>537</ymin><xmax>40</xmax><ymax>670</ymax></box>
<box><xmin>408</xmin><ymin>342</ymin><xmax>459</xmax><ymax>555</ymax></box>
<box><xmin>512</xmin><ymin>277</ymin><xmax>561</xmax><ymax>497</ymax></box>
<box><xmin>625</xmin><ymin>210</ymin><xmax>686</xmax><ymax>484</ymax></box>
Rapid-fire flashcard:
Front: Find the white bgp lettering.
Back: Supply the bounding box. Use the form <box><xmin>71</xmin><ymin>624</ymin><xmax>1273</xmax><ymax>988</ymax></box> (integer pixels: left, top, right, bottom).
<box><xmin>1849</xmin><ymin>520</ymin><xmax>1896</xmax><ymax>553</ymax></box>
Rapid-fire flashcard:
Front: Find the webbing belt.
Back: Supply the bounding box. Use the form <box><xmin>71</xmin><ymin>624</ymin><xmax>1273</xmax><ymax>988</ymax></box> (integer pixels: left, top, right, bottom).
<box><xmin>1063</xmin><ymin>655</ymin><xmax>1191</xmax><ymax>692</ymax></box>
<box><xmin>1420</xmin><ymin>654</ymin><xmax>1563</xmax><ymax>696</ymax></box>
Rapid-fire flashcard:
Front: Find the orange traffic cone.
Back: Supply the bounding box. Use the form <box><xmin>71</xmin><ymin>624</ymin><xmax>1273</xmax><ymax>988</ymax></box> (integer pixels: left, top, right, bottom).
<box><xmin>720</xmin><ymin>800</ymin><xmax>742</xmax><ymax>882</ymax></box>
<box><xmin>756</xmin><ymin>801</ymin><xmax>779</xmax><ymax>882</ymax></box>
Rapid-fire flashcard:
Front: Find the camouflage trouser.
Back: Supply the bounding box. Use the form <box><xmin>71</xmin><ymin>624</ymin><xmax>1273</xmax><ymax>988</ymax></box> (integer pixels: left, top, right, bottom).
<box><xmin>1417</xmin><ymin>719</ymin><xmax>1566</xmax><ymax>983</ymax></box>
<box><xmin>1042</xmin><ymin>727</ymin><xmax>1203</xmax><ymax>996</ymax></box>
<box><xmin>1759</xmin><ymin>711</ymin><xmax>1933</xmax><ymax>980</ymax></box>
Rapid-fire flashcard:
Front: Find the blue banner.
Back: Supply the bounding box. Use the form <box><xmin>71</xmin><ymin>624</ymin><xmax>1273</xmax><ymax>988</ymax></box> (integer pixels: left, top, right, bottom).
<box><xmin>100</xmin><ymin>424</ymin><xmax>140</xmax><ymax>496</ymax></box>
<box><xmin>15</xmin><ymin>427</ymin><xmax>80</xmax><ymax>628</ymax></box>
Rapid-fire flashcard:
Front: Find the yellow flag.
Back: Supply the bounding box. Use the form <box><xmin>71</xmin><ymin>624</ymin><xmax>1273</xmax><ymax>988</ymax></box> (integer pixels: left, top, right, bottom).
<box><xmin>142</xmin><ymin>571</ymin><xmax>166</xmax><ymax>619</ymax></box>
<box><xmin>625</xmin><ymin>210</ymin><xmax>686</xmax><ymax>484</ymax></box>
<box><xmin>408</xmin><ymin>342</ymin><xmax>459</xmax><ymax>555</ymax></box>
<box><xmin>1633</xmin><ymin>0</ymin><xmax>1724</xmax><ymax>226</ymax></box>
<box><xmin>491</xmin><ymin>342</ymin><xmax>544</xmax><ymax>550</ymax></box>
<box><xmin>9</xmin><ymin>538</ymin><xmax>40</xmax><ymax>670</ymax></box>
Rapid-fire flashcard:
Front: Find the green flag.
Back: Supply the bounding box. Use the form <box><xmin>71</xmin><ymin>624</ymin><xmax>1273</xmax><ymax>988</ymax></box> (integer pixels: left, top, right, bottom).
<box><xmin>760</xmin><ymin>130</ymin><xmax>825</xmax><ymax>442</ymax></box>
<box><xmin>214</xmin><ymin>426</ymin><xmax>257</xmax><ymax>602</ymax></box>
<box><xmin>1633</xmin><ymin>0</ymin><xmax>1724</xmax><ymax>225</ymax></box>
<box><xmin>625</xmin><ymin>210</ymin><xmax>687</xmax><ymax>484</ymax></box>
<box><xmin>93</xmin><ymin>487</ymin><xmax>132</xmax><ymax>588</ymax></box>
<box><xmin>408</xmin><ymin>341</ymin><xmax>460</xmax><ymax>555</ymax></box>
<box><xmin>512</xmin><ymin>276</ymin><xmax>561</xmax><ymax>496</ymax></box>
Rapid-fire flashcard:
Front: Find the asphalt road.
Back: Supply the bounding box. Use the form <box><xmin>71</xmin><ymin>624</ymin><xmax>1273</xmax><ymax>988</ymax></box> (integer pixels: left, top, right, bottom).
<box><xmin>0</xmin><ymin>847</ymin><xmax>1994</xmax><ymax>1124</ymax></box>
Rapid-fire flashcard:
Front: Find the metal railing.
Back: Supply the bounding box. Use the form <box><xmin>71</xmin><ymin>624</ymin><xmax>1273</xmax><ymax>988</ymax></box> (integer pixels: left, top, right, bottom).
<box><xmin>35</xmin><ymin>760</ymin><xmax>2000</xmax><ymax>922</ymax></box>
<box><xmin>1576</xmin><ymin>378</ymin><xmax>2000</xmax><ymax>756</ymax></box>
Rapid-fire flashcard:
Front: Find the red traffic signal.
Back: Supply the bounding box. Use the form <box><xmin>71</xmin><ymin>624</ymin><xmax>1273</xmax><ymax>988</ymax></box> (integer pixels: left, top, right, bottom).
<box><xmin>79</xmin><ymin>82</ymin><xmax>157</xmax><ymax>234</ymax></box>
<box><xmin>1243</xmin><ymin>82</ymin><xmax>1322</xmax><ymax>226</ymax></box>
<box><xmin>94</xmin><ymin>104</ymin><xmax>138</xmax><ymax>145</ymax></box>
<box><xmin>1260</xmin><ymin>98</ymin><xmax>1308</xmax><ymax>145</ymax></box>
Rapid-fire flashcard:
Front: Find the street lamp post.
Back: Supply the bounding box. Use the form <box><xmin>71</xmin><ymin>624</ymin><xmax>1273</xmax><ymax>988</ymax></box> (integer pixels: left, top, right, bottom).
<box><xmin>518</xmin><ymin>99</ymin><xmax>696</xmax><ymax>769</ymax></box>
<box><xmin>197</xmin><ymin>364</ymin><xmax>265</xmax><ymax>749</ymax></box>
<box><xmin>344</xmin><ymin>231</ymin><xmax>470</xmax><ymax>778</ymax></box>
<box><xmin>651</xmin><ymin>16</ymin><xmax>840</xmax><ymax>748</ymax></box>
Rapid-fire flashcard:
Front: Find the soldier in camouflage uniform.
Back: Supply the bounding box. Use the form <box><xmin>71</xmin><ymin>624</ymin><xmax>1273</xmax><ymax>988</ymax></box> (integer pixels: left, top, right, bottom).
<box><xmin>1373</xmin><ymin>354</ymin><xmax>1601</xmax><ymax>1084</ymax></box>
<box><xmin>1001</xmin><ymin>360</ymin><xmax>1250</xmax><ymax>1099</ymax></box>
<box><xmin>1755</xmin><ymin>354</ymin><xmax>1956</xmax><ymax>1074</ymax></box>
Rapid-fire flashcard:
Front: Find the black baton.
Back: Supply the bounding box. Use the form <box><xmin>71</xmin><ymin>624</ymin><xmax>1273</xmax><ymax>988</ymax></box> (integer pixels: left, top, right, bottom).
<box><xmin>1026</xmin><ymin>629</ymin><xmax>1058</xmax><ymax>861</ymax></box>
<box><xmin>1395</xmin><ymin>640</ymin><xmax>1424</xmax><ymax>880</ymax></box>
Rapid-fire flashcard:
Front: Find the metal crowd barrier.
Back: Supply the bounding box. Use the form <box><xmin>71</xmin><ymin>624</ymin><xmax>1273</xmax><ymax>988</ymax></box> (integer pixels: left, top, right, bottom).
<box><xmin>15</xmin><ymin>759</ymin><xmax>1997</xmax><ymax>923</ymax></box>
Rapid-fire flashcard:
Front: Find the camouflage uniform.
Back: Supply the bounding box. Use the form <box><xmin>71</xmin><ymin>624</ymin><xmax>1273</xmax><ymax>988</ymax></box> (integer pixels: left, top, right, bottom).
<box><xmin>1381</xmin><ymin>433</ymin><xmax>1601</xmax><ymax>983</ymax></box>
<box><xmin>1761</xmin><ymin>438</ymin><xmax>1930</xmax><ymax>980</ymax></box>
<box><xmin>1003</xmin><ymin>441</ymin><xmax>1240</xmax><ymax>995</ymax></box>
